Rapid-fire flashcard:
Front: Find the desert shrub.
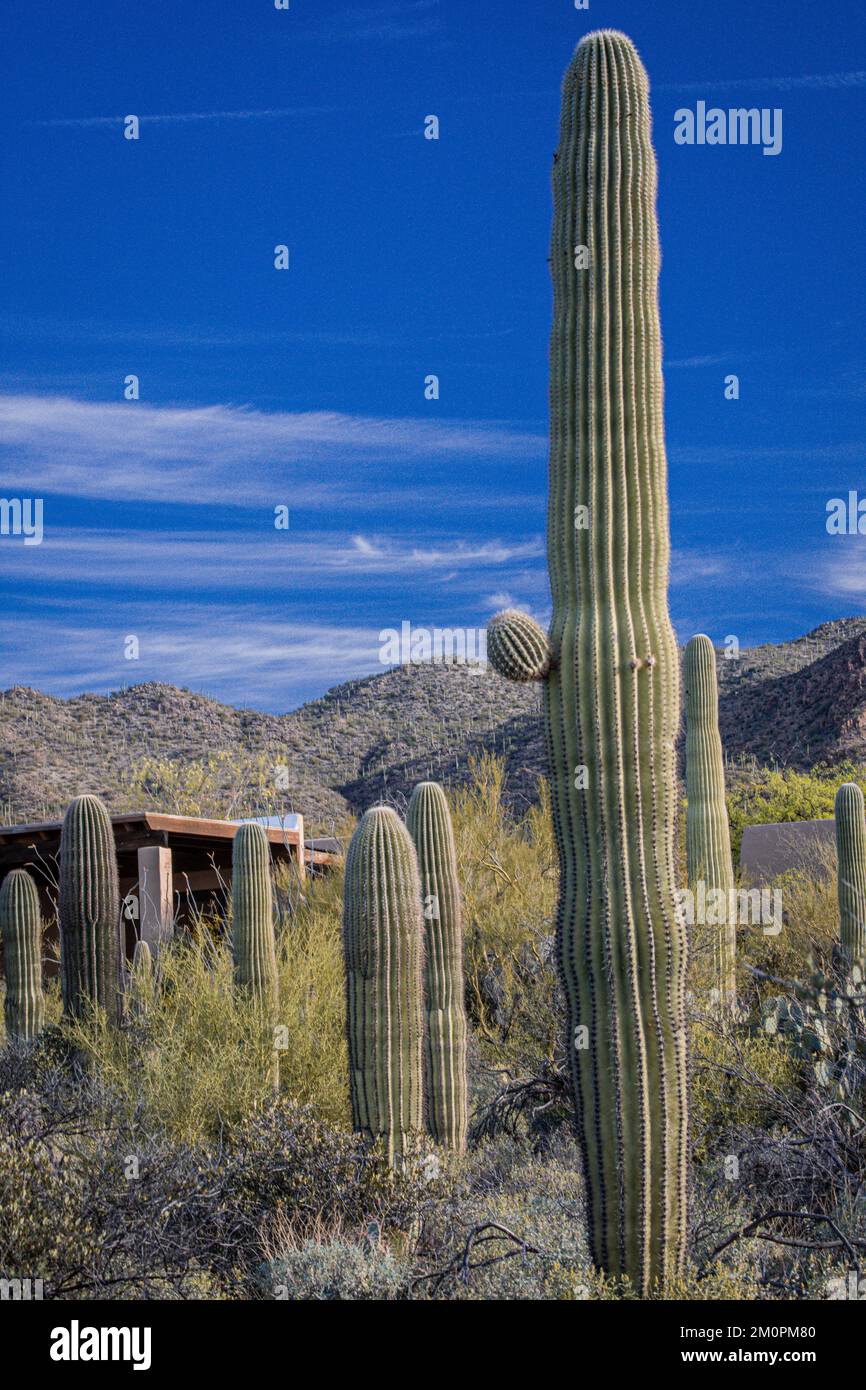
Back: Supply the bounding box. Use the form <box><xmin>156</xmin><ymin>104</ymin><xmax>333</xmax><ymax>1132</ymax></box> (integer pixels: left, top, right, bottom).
<box><xmin>63</xmin><ymin>899</ymin><xmax>348</xmax><ymax>1143</ymax></box>
<box><xmin>740</xmin><ymin>853</ymin><xmax>839</xmax><ymax>996</ymax></box>
<box><xmin>0</xmin><ymin>1038</ymin><xmax>438</xmax><ymax>1301</ymax></box>
<box><xmin>119</xmin><ymin>750</ymin><xmax>293</xmax><ymax>822</ymax></box>
<box><xmin>726</xmin><ymin>760</ymin><xmax>866</xmax><ymax>862</ymax></box>
<box><xmin>261</xmin><ymin>1239</ymin><xmax>407</xmax><ymax>1300</ymax></box>
<box><xmin>690</xmin><ymin>1020</ymin><xmax>799</xmax><ymax>1165</ymax></box>
<box><xmin>450</xmin><ymin>757</ymin><xmax>560</xmax><ymax>1067</ymax></box>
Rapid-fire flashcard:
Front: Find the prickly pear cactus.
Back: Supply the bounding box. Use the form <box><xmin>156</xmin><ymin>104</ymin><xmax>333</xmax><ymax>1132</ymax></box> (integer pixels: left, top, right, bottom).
<box><xmin>0</xmin><ymin>869</ymin><xmax>45</xmax><ymax>1042</ymax></box>
<box><xmin>59</xmin><ymin>794</ymin><xmax>123</xmax><ymax>1024</ymax></box>
<box><xmin>487</xmin><ymin>31</ymin><xmax>689</xmax><ymax>1291</ymax></box>
<box><xmin>406</xmin><ymin>782</ymin><xmax>468</xmax><ymax>1151</ymax></box>
<box><xmin>342</xmin><ymin>806</ymin><xmax>425</xmax><ymax>1165</ymax></box>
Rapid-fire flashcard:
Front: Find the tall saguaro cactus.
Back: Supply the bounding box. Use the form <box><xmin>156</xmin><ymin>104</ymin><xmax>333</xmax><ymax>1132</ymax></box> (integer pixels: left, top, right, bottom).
<box><xmin>684</xmin><ymin>634</ymin><xmax>736</xmax><ymax>1007</ymax></box>
<box><xmin>231</xmin><ymin>823</ymin><xmax>277</xmax><ymax>1003</ymax></box>
<box><xmin>0</xmin><ymin>869</ymin><xmax>45</xmax><ymax>1042</ymax></box>
<box><xmin>59</xmin><ymin>794</ymin><xmax>123</xmax><ymax>1024</ymax></box>
<box><xmin>342</xmin><ymin>806</ymin><xmax>424</xmax><ymax>1165</ymax></box>
<box><xmin>406</xmin><ymin>782</ymin><xmax>468</xmax><ymax>1152</ymax></box>
<box><xmin>835</xmin><ymin>783</ymin><xmax>866</xmax><ymax>969</ymax></box>
<box><xmin>487</xmin><ymin>31</ymin><xmax>689</xmax><ymax>1291</ymax></box>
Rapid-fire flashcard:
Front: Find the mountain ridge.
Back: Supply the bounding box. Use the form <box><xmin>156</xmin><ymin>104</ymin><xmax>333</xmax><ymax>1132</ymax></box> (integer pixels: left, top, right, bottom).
<box><xmin>3</xmin><ymin>616</ymin><xmax>866</xmax><ymax>831</ymax></box>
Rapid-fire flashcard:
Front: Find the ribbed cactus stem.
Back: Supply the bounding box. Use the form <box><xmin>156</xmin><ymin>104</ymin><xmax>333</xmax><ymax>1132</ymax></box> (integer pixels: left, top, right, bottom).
<box><xmin>0</xmin><ymin>869</ymin><xmax>45</xmax><ymax>1042</ymax></box>
<box><xmin>129</xmin><ymin>939</ymin><xmax>154</xmax><ymax>1017</ymax></box>
<box><xmin>406</xmin><ymin>782</ymin><xmax>468</xmax><ymax>1152</ymax></box>
<box><xmin>488</xmin><ymin>31</ymin><xmax>690</xmax><ymax>1291</ymax></box>
<box><xmin>488</xmin><ymin>609</ymin><xmax>553</xmax><ymax>683</ymax></box>
<box><xmin>231</xmin><ymin>823</ymin><xmax>277</xmax><ymax>1003</ymax></box>
<box><xmin>684</xmin><ymin>634</ymin><xmax>736</xmax><ymax>1007</ymax></box>
<box><xmin>342</xmin><ymin>806</ymin><xmax>424</xmax><ymax>1165</ymax></box>
<box><xmin>835</xmin><ymin>783</ymin><xmax>866</xmax><ymax>969</ymax></box>
<box><xmin>59</xmin><ymin>794</ymin><xmax>123</xmax><ymax>1024</ymax></box>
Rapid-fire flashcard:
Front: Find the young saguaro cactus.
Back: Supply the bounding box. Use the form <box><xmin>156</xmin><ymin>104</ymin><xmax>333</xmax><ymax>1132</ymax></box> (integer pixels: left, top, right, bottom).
<box><xmin>835</xmin><ymin>783</ymin><xmax>866</xmax><ymax>969</ymax></box>
<box><xmin>59</xmin><ymin>794</ymin><xmax>123</xmax><ymax>1024</ymax></box>
<box><xmin>406</xmin><ymin>782</ymin><xmax>468</xmax><ymax>1152</ymax></box>
<box><xmin>231</xmin><ymin>823</ymin><xmax>277</xmax><ymax>1004</ymax></box>
<box><xmin>0</xmin><ymin>869</ymin><xmax>45</xmax><ymax>1042</ymax></box>
<box><xmin>342</xmin><ymin>806</ymin><xmax>425</xmax><ymax>1165</ymax></box>
<box><xmin>487</xmin><ymin>31</ymin><xmax>689</xmax><ymax>1292</ymax></box>
<box><xmin>129</xmin><ymin>938</ymin><xmax>154</xmax><ymax>1018</ymax></box>
<box><xmin>684</xmin><ymin>634</ymin><xmax>736</xmax><ymax>1008</ymax></box>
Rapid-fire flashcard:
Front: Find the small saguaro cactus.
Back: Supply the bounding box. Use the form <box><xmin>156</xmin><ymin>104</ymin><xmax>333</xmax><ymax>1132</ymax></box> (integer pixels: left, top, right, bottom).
<box><xmin>684</xmin><ymin>634</ymin><xmax>736</xmax><ymax>1008</ymax></box>
<box><xmin>342</xmin><ymin>806</ymin><xmax>425</xmax><ymax>1165</ymax></box>
<box><xmin>835</xmin><ymin>783</ymin><xmax>866</xmax><ymax>969</ymax></box>
<box><xmin>59</xmin><ymin>794</ymin><xmax>123</xmax><ymax>1024</ymax></box>
<box><xmin>406</xmin><ymin>781</ymin><xmax>468</xmax><ymax>1152</ymax></box>
<box><xmin>0</xmin><ymin>869</ymin><xmax>45</xmax><ymax>1042</ymax></box>
<box><xmin>129</xmin><ymin>938</ymin><xmax>154</xmax><ymax>1018</ymax></box>
<box><xmin>487</xmin><ymin>31</ymin><xmax>689</xmax><ymax>1292</ymax></box>
<box><xmin>231</xmin><ymin>823</ymin><xmax>278</xmax><ymax>1004</ymax></box>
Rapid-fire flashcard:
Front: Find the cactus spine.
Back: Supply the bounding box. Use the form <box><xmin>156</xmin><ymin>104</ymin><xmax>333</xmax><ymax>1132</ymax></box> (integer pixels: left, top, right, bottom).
<box><xmin>406</xmin><ymin>782</ymin><xmax>468</xmax><ymax>1151</ymax></box>
<box><xmin>231</xmin><ymin>823</ymin><xmax>277</xmax><ymax>1003</ymax></box>
<box><xmin>59</xmin><ymin>795</ymin><xmax>123</xmax><ymax>1024</ymax></box>
<box><xmin>835</xmin><ymin>783</ymin><xmax>866</xmax><ymax>969</ymax></box>
<box><xmin>489</xmin><ymin>31</ymin><xmax>689</xmax><ymax>1291</ymax></box>
<box><xmin>342</xmin><ymin>806</ymin><xmax>424</xmax><ymax>1165</ymax></box>
<box><xmin>684</xmin><ymin>635</ymin><xmax>736</xmax><ymax>1007</ymax></box>
<box><xmin>0</xmin><ymin>869</ymin><xmax>45</xmax><ymax>1042</ymax></box>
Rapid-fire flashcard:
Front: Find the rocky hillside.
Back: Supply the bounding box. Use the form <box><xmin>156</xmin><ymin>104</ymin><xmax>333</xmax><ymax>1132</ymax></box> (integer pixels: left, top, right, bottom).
<box><xmin>2</xmin><ymin>617</ymin><xmax>866</xmax><ymax>831</ymax></box>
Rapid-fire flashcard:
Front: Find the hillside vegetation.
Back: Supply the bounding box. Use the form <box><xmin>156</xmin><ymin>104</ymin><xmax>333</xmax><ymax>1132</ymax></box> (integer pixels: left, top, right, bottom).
<box><xmin>3</xmin><ymin>617</ymin><xmax>866</xmax><ymax>832</ymax></box>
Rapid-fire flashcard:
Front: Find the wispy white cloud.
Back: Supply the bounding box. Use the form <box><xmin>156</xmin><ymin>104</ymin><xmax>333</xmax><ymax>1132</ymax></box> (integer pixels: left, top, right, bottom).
<box><xmin>0</xmin><ymin>392</ymin><xmax>545</xmax><ymax>508</ymax></box>
<box><xmin>670</xmin><ymin>441</ymin><xmax>863</xmax><ymax>468</ymax></box>
<box><xmin>0</xmin><ymin>527</ymin><xmax>544</xmax><ymax>592</ymax></box>
<box><xmin>665</xmin><ymin>354</ymin><xmax>731</xmax><ymax>369</ymax></box>
<box><xmin>669</xmin><ymin>549</ymin><xmax>730</xmax><ymax>586</ymax></box>
<box><xmin>32</xmin><ymin>106</ymin><xmax>337</xmax><ymax>129</ymax></box>
<box><xmin>801</xmin><ymin>550</ymin><xmax>866</xmax><ymax>601</ymax></box>
<box><xmin>0</xmin><ymin>605</ymin><xmax>386</xmax><ymax>708</ymax></box>
<box><xmin>658</xmin><ymin>71</ymin><xmax>866</xmax><ymax>93</ymax></box>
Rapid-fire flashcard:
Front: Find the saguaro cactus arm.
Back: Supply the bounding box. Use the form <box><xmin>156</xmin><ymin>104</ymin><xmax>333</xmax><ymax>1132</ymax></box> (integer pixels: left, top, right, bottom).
<box><xmin>487</xmin><ymin>609</ymin><xmax>553</xmax><ymax>683</ymax></box>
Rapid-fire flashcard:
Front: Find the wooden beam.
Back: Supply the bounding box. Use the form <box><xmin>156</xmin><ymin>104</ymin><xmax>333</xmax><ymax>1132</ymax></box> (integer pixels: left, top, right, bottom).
<box><xmin>137</xmin><ymin>846</ymin><xmax>174</xmax><ymax>955</ymax></box>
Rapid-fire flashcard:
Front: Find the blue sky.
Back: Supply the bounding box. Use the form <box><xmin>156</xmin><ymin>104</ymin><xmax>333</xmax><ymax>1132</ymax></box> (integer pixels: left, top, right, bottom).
<box><xmin>1</xmin><ymin>0</ymin><xmax>864</xmax><ymax>709</ymax></box>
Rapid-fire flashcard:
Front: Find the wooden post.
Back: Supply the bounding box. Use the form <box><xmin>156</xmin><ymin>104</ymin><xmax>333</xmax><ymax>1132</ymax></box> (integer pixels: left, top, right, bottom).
<box><xmin>294</xmin><ymin>814</ymin><xmax>306</xmax><ymax>882</ymax></box>
<box><xmin>137</xmin><ymin>846</ymin><xmax>174</xmax><ymax>954</ymax></box>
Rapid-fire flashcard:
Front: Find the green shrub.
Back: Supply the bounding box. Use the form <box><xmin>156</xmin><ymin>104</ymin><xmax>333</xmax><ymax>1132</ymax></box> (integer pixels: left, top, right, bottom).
<box><xmin>726</xmin><ymin>761</ymin><xmax>866</xmax><ymax>862</ymax></box>
<box><xmin>261</xmin><ymin>1240</ymin><xmax>407</xmax><ymax>1300</ymax></box>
